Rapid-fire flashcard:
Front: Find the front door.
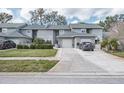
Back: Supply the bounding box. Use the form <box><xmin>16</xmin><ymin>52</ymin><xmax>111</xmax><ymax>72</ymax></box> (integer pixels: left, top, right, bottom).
<box><xmin>32</xmin><ymin>29</ymin><xmax>38</xmax><ymax>41</ymax></box>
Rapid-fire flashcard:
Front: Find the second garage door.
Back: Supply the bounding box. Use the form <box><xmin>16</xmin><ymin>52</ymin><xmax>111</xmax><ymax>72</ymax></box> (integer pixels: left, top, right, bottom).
<box><xmin>62</xmin><ymin>39</ymin><xmax>73</xmax><ymax>48</ymax></box>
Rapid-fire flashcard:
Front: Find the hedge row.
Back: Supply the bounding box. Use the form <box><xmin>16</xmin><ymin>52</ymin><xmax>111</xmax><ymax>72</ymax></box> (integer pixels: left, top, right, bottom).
<box><xmin>17</xmin><ymin>44</ymin><xmax>53</xmax><ymax>49</ymax></box>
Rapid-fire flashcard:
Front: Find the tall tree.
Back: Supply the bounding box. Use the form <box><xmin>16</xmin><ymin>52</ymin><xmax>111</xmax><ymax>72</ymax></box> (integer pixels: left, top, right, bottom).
<box><xmin>29</xmin><ymin>8</ymin><xmax>44</xmax><ymax>25</ymax></box>
<box><xmin>29</xmin><ymin>9</ymin><xmax>67</xmax><ymax>25</ymax></box>
<box><xmin>0</xmin><ymin>12</ymin><xmax>13</xmax><ymax>23</ymax></box>
<box><xmin>99</xmin><ymin>14</ymin><xmax>124</xmax><ymax>31</ymax></box>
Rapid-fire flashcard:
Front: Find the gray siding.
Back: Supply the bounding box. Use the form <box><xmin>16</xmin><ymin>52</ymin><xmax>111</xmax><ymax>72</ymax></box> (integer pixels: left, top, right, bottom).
<box><xmin>72</xmin><ymin>28</ymin><xmax>87</xmax><ymax>33</ymax></box>
<box><xmin>21</xmin><ymin>29</ymin><xmax>32</xmax><ymax>38</ymax></box>
<box><xmin>0</xmin><ymin>37</ymin><xmax>5</xmax><ymax>42</ymax></box>
<box><xmin>37</xmin><ymin>30</ymin><xmax>54</xmax><ymax>44</ymax></box>
<box><xmin>2</xmin><ymin>28</ymin><xmax>17</xmax><ymax>33</ymax></box>
<box><xmin>90</xmin><ymin>29</ymin><xmax>103</xmax><ymax>41</ymax></box>
<box><xmin>7</xmin><ymin>37</ymin><xmax>31</xmax><ymax>45</ymax></box>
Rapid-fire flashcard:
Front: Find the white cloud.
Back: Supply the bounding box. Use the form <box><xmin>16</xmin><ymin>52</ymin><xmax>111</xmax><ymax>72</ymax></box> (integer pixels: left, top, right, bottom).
<box><xmin>20</xmin><ymin>8</ymin><xmax>35</xmax><ymax>20</ymax></box>
<box><xmin>53</xmin><ymin>8</ymin><xmax>124</xmax><ymax>23</ymax></box>
<box><xmin>71</xmin><ymin>20</ymin><xmax>78</xmax><ymax>24</ymax></box>
<box><xmin>11</xmin><ymin>18</ymin><xmax>25</xmax><ymax>23</ymax></box>
<box><xmin>2</xmin><ymin>8</ymin><xmax>124</xmax><ymax>23</ymax></box>
<box><xmin>92</xmin><ymin>20</ymin><xmax>100</xmax><ymax>23</ymax></box>
<box><xmin>0</xmin><ymin>8</ymin><xmax>13</xmax><ymax>15</ymax></box>
<box><xmin>107</xmin><ymin>8</ymin><xmax>124</xmax><ymax>16</ymax></box>
<box><xmin>50</xmin><ymin>8</ymin><xmax>94</xmax><ymax>21</ymax></box>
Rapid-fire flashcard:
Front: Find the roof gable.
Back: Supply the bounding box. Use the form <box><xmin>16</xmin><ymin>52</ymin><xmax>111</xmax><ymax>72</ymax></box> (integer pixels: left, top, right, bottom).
<box><xmin>70</xmin><ymin>24</ymin><xmax>103</xmax><ymax>29</ymax></box>
<box><xmin>0</xmin><ymin>23</ymin><xmax>27</xmax><ymax>29</ymax></box>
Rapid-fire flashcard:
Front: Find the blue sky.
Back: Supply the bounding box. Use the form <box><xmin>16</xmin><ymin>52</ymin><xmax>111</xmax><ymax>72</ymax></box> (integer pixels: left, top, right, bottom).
<box><xmin>1</xmin><ymin>8</ymin><xmax>124</xmax><ymax>24</ymax></box>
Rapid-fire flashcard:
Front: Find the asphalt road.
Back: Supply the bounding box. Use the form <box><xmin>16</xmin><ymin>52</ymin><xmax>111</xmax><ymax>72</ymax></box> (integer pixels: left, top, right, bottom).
<box><xmin>1</xmin><ymin>74</ymin><xmax>124</xmax><ymax>84</ymax></box>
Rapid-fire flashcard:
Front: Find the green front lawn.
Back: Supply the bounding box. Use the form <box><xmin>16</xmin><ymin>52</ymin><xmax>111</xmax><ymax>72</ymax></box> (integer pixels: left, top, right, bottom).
<box><xmin>0</xmin><ymin>49</ymin><xmax>57</xmax><ymax>57</ymax></box>
<box><xmin>111</xmin><ymin>51</ymin><xmax>124</xmax><ymax>58</ymax></box>
<box><xmin>0</xmin><ymin>60</ymin><xmax>58</xmax><ymax>72</ymax></box>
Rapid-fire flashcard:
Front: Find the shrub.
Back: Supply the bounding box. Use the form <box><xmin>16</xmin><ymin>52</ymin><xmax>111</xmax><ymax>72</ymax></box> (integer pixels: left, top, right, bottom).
<box><xmin>101</xmin><ymin>39</ymin><xmax>109</xmax><ymax>48</ymax></box>
<box><xmin>17</xmin><ymin>45</ymin><xmax>23</xmax><ymax>49</ymax></box>
<box><xmin>30</xmin><ymin>44</ymin><xmax>35</xmax><ymax>49</ymax></box>
<box><xmin>101</xmin><ymin>38</ymin><xmax>119</xmax><ymax>51</ymax></box>
<box><xmin>33</xmin><ymin>38</ymin><xmax>52</xmax><ymax>45</ymax></box>
<box><xmin>23</xmin><ymin>45</ymin><xmax>29</xmax><ymax>49</ymax></box>
<box><xmin>109</xmin><ymin>38</ymin><xmax>118</xmax><ymax>51</ymax></box>
<box><xmin>34</xmin><ymin>44</ymin><xmax>53</xmax><ymax>49</ymax></box>
<box><xmin>45</xmin><ymin>40</ymin><xmax>52</xmax><ymax>44</ymax></box>
<box><xmin>33</xmin><ymin>38</ymin><xmax>45</xmax><ymax>45</ymax></box>
<box><xmin>17</xmin><ymin>45</ymin><xmax>29</xmax><ymax>49</ymax></box>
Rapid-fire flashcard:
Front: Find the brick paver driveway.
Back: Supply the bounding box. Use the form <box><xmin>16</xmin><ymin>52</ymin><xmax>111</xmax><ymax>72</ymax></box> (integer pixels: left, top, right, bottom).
<box><xmin>50</xmin><ymin>48</ymin><xmax>107</xmax><ymax>73</ymax></box>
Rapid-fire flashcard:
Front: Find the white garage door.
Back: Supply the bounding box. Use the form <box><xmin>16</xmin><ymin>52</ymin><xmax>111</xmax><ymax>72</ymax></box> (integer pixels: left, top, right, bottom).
<box><xmin>62</xmin><ymin>39</ymin><xmax>73</xmax><ymax>48</ymax></box>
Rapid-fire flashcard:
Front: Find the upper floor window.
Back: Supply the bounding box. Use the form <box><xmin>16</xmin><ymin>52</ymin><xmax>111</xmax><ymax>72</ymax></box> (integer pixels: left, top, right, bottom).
<box><xmin>81</xmin><ymin>29</ymin><xmax>86</xmax><ymax>33</ymax></box>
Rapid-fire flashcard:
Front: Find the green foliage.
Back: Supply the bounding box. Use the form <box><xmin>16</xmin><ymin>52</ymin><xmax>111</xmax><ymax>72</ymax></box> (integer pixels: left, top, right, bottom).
<box><xmin>23</xmin><ymin>45</ymin><xmax>29</xmax><ymax>49</ymax></box>
<box><xmin>29</xmin><ymin>8</ymin><xmax>67</xmax><ymax>25</ymax></box>
<box><xmin>17</xmin><ymin>45</ymin><xmax>23</xmax><ymax>49</ymax></box>
<box><xmin>33</xmin><ymin>44</ymin><xmax>53</xmax><ymax>49</ymax></box>
<box><xmin>17</xmin><ymin>38</ymin><xmax>53</xmax><ymax>49</ymax></box>
<box><xmin>17</xmin><ymin>45</ymin><xmax>29</xmax><ymax>49</ymax></box>
<box><xmin>109</xmin><ymin>38</ymin><xmax>118</xmax><ymax>50</ymax></box>
<box><xmin>0</xmin><ymin>12</ymin><xmax>13</xmax><ymax>23</ymax></box>
<box><xmin>101</xmin><ymin>38</ymin><xmax>118</xmax><ymax>51</ymax></box>
<box><xmin>99</xmin><ymin>14</ymin><xmax>124</xmax><ymax>31</ymax></box>
<box><xmin>101</xmin><ymin>39</ymin><xmax>109</xmax><ymax>48</ymax></box>
<box><xmin>33</xmin><ymin>38</ymin><xmax>52</xmax><ymax>45</ymax></box>
<box><xmin>33</xmin><ymin>38</ymin><xmax>45</xmax><ymax>45</ymax></box>
<box><xmin>0</xmin><ymin>60</ymin><xmax>58</xmax><ymax>72</ymax></box>
<box><xmin>17</xmin><ymin>44</ymin><xmax>53</xmax><ymax>49</ymax></box>
<box><xmin>30</xmin><ymin>44</ymin><xmax>35</xmax><ymax>49</ymax></box>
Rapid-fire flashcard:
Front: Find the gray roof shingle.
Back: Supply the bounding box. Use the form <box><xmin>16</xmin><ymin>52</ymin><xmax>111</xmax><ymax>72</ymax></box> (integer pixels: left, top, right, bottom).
<box><xmin>7</xmin><ymin>31</ymin><xmax>31</xmax><ymax>38</ymax></box>
<box><xmin>70</xmin><ymin>24</ymin><xmax>103</xmax><ymax>29</ymax></box>
<box><xmin>0</xmin><ymin>23</ymin><xmax>27</xmax><ymax>28</ymax></box>
<box><xmin>21</xmin><ymin>24</ymin><xmax>46</xmax><ymax>30</ymax></box>
<box><xmin>0</xmin><ymin>32</ymin><xmax>7</xmax><ymax>37</ymax></box>
<box><xmin>0</xmin><ymin>31</ymin><xmax>31</xmax><ymax>39</ymax></box>
<box><xmin>22</xmin><ymin>24</ymin><xmax>70</xmax><ymax>30</ymax></box>
<box><xmin>57</xmin><ymin>32</ymin><xmax>96</xmax><ymax>38</ymax></box>
<box><xmin>47</xmin><ymin>25</ymin><xmax>70</xmax><ymax>30</ymax></box>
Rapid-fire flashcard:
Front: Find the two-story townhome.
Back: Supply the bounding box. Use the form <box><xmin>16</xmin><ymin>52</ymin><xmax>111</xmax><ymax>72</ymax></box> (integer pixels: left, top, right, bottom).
<box><xmin>0</xmin><ymin>23</ymin><xmax>103</xmax><ymax>48</ymax></box>
<box><xmin>57</xmin><ymin>24</ymin><xmax>103</xmax><ymax>48</ymax></box>
<box><xmin>0</xmin><ymin>23</ymin><xmax>32</xmax><ymax>44</ymax></box>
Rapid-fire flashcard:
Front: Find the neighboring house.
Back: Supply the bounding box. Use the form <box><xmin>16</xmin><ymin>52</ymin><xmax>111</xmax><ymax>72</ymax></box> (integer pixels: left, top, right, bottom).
<box><xmin>0</xmin><ymin>23</ymin><xmax>103</xmax><ymax>48</ymax></box>
<box><xmin>0</xmin><ymin>23</ymin><xmax>32</xmax><ymax>45</ymax></box>
<box><xmin>103</xmin><ymin>22</ymin><xmax>124</xmax><ymax>50</ymax></box>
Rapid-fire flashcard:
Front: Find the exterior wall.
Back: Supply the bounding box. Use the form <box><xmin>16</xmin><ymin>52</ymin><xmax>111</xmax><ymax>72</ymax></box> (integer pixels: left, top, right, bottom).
<box><xmin>72</xmin><ymin>28</ymin><xmax>87</xmax><ymax>33</ymax></box>
<box><xmin>89</xmin><ymin>29</ymin><xmax>103</xmax><ymax>42</ymax></box>
<box><xmin>7</xmin><ymin>37</ymin><xmax>32</xmax><ymax>45</ymax></box>
<box><xmin>0</xmin><ymin>37</ymin><xmax>5</xmax><ymax>42</ymax></box>
<box><xmin>37</xmin><ymin>30</ymin><xmax>54</xmax><ymax>44</ymax></box>
<box><xmin>59</xmin><ymin>30</ymin><xmax>71</xmax><ymax>35</ymax></box>
<box><xmin>2</xmin><ymin>28</ymin><xmax>17</xmax><ymax>33</ymax></box>
<box><xmin>53</xmin><ymin>30</ymin><xmax>71</xmax><ymax>44</ymax></box>
<box><xmin>20</xmin><ymin>29</ymin><xmax>32</xmax><ymax>38</ymax></box>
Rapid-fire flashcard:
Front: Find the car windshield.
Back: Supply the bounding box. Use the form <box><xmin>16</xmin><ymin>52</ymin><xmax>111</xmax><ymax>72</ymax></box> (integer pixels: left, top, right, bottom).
<box><xmin>83</xmin><ymin>42</ymin><xmax>91</xmax><ymax>45</ymax></box>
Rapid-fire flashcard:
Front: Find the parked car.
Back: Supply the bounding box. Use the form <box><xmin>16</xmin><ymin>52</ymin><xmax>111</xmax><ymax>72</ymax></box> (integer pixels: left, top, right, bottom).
<box><xmin>81</xmin><ymin>42</ymin><xmax>95</xmax><ymax>51</ymax></box>
<box><xmin>0</xmin><ymin>40</ymin><xmax>16</xmax><ymax>50</ymax></box>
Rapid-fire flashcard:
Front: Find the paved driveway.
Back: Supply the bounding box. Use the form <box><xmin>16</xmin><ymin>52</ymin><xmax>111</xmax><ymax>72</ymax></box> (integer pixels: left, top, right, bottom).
<box><xmin>50</xmin><ymin>48</ymin><xmax>107</xmax><ymax>73</ymax></box>
<box><xmin>76</xmin><ymin>49</ymin><xmax>124</xmax><ymax>73</ymax></box>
